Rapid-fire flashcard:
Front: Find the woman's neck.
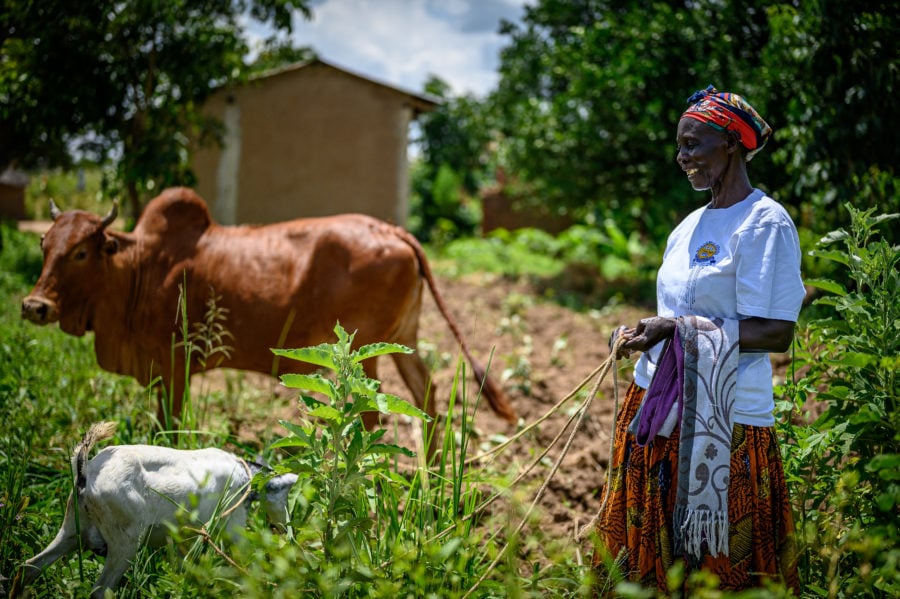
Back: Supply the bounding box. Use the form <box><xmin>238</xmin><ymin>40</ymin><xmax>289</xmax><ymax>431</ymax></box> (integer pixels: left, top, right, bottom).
<box><xmin>709</xmin><ymin>157</ymin><xmax>752</xmax><ymax>209</ymax></box>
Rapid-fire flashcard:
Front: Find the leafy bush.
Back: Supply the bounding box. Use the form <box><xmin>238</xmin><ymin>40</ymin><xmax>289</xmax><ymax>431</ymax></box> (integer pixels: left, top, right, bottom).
<box><xmin>778</xmin><ymin>204</ymin><xmax>900</xmax><ymax>595</ymax></box>
<box><xmin>25</xmin><ymin>166</ymin><xmax>112</xmax><ymax>220</ymax></box>
<box><xmin>434</xmin><ymin>220</ymin><xmax>661</xmax><ymax>309</ymax></box>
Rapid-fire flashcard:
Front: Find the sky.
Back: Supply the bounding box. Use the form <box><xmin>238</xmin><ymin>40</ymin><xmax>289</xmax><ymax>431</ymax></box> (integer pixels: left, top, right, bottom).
<box><xmin>271</xmin><ymin>0</ymin><xmax>530</xmax><ymax>98</ymax></box>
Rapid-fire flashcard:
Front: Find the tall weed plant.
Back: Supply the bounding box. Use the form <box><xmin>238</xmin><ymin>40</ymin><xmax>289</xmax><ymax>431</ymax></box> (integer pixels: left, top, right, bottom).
<box><xmin>777</xmin><ymin>204</ymin><xmax>900</xmax><ymax>596</ymax></box>
<box><xmin>176</xmin><ymin>323</ymin><xmax>560</xmax><ymax>597</ymax></box>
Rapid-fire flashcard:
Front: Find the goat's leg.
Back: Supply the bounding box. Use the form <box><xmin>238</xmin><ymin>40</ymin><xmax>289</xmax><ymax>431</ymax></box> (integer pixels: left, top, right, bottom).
<box><xmin>90</xmin><ymin>526</ymin><xmax>143</xmax><ymax>599</ymax></box>
<box><xmin>22</xmin><ymin>495</ymin><xmax>78</xmax><ymax>585</ymax></box>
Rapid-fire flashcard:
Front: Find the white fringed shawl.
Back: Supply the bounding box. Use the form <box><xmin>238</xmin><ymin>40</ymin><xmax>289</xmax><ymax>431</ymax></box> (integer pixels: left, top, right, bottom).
<box><xmin>674</xmin><ymin>315</ymin><xmax>740</xmax><ymax>558</ymax></box>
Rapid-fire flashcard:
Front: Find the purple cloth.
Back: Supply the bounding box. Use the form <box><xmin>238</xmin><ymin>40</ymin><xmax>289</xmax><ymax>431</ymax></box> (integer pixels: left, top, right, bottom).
<box><xmin>633</xmin><ymin>328</ymin><xmax>684</xmax><ymax>446</ymax></box>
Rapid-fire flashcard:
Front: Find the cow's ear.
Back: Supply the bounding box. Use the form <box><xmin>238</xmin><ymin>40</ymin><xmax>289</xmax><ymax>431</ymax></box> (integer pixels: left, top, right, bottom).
<box><xmin>103</xmin><ymin>235</ymin><xmax>119</xmax><ymax>255</ymax></box>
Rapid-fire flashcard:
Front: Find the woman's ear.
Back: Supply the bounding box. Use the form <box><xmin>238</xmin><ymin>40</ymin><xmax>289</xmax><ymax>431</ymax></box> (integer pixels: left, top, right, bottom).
<box><xmin>725</xmin><ymin>131</ymin><xmax>741</xmax><ymax>153</ymax></box>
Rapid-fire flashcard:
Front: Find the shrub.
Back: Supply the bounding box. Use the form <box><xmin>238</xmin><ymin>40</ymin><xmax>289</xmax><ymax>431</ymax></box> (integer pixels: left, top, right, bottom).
<box><xmin>778</xmin><ymin>204</ymin><xmax>900</xmax><ymax>595</ymax></box>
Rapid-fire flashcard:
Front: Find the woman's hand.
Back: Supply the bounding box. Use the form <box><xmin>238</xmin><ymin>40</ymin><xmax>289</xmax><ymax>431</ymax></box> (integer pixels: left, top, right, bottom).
<box><xmin>610</xmin><ymin>316</ymin><xmax>795</xmax><ymax>358</ymax></box>
<box><xmin>609</xmin><ymin>317</ymin><xmax>675</xmax><ymax>358</ymax></box>
<box><xmin>621</xmin><ymin>317</ymin><xmax>675</xmax><ymax>353</ymax></box>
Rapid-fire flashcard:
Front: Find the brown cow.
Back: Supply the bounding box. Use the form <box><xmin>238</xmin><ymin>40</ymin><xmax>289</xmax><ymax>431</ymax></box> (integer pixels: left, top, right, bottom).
<box><xmin>21</xmin><ymin>187</ymin><xmax>515</xmax><ymax>436</ymax></box>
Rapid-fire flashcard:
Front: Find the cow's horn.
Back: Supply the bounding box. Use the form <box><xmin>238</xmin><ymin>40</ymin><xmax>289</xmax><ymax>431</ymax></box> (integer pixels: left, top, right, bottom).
<box><xmin>99</xmin><ymin>202</ymin><xmax>118</xmax><ymax>230</ymax></box>
<box><xmin>49</xmin><ymin>200</ymin><xmax>62</xmax><ymax>220</ymax></box>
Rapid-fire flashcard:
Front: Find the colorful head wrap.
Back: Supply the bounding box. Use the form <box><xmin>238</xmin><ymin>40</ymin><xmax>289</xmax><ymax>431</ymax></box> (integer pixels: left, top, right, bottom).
<box><xmin>681</xmin><ymin>85</ymin><xmax>772</xmax><ymax>161</ymax></box>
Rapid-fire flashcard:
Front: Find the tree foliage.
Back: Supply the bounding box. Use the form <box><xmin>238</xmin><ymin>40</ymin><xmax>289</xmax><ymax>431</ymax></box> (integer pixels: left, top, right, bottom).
<box><xmin>482</xmin><ymin>0</ymin><xmax>898</xmax><ymax>238</ymax></box>
<box><xmin>409</xmin><ymin>76</ymin><xmax>487</xmax><ymax>242</ymax></box>
<box><xmin>0</xmin><ymin>0</ymin><xmax>311</xmax><ymax>218</ymax></box>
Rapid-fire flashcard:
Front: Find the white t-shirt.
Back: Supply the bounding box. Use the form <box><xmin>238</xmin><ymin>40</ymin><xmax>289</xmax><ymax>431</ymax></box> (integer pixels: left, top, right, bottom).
<box><xmin>632</xmin><ymin>189</ymin><xmax>805</xmax><ymax>426</ymax></box>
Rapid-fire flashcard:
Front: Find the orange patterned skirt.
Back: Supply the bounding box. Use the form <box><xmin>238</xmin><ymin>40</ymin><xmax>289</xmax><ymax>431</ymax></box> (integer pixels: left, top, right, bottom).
<box><xmin>592</xmin><ymin>382</ymin><xmax>800</xmax><ymax>594</ymax></box>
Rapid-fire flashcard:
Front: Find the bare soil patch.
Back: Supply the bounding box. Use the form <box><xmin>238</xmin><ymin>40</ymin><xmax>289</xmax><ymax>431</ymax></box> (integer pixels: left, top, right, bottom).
<box><xmin>215</xmin><ymin>271</ymin><xmax>653</xmax><ymax>559</ymax></box>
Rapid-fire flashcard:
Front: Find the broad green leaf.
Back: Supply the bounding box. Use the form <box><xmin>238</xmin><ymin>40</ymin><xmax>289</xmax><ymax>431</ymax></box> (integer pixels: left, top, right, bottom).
<box><xmin>373</xmin><ymin>393</ymin><xmax>431</xmax><ymax>421</ymax></box>
<box><xmin>273</xmin><ymin>346</ymin><xmax>336</xmax><ymax>370</ymax></box>
<box><xmin>299</xmin><ymin>394</ymin><xmax>326</xmax><ymax>410</ymax></box>
<box><xmin>352</xmin><ymin>342</ymin><xmax>414</xmax><ymax>363</ymax></box>
<box><xmin>867</xmin><ymin>454</ymin><xmax>900</xmax><ymax>477</ymax></box>
<box><xmin>807</xmin><ymin>248</ymin><xmax>850</xmax><ymax>266</ymax></box>
<box><xmin>876</xmin><ymin>491</ymin><xmax>898</xmax><ymax>512</ymax></box>
<box><xmin>333</xmin><ymin>322</ymin><xmax>354</xmax><ymax>343</ymax></box>
<box><xmin>381</xmin><ymin>470</ymin><xmax>412</xmax><ymax>488</ymax></box>
<box><xmin>308</xmin><ymin>404</ymin><xmax>342</xmax><ymax>423</ymax></box>
<box><xmin>279</xmin><ymin>419</ymin><xmax>315</xmax><ymax>439</ymax></box>
<box><xmin>869</xmin><ymin>212</ymin><xmax>900</xmax><ymax>227</ymax></box>
<box><xmin>269</xmin><ymin>436</ymin><xmax>312</xmax><ymax>450</ymax></box>
<box><xmin>281</xmin><ymin>373</ymin><xmax>337</xmax><ymax>396</ymax></box>
<box><xmin>825</xmin><ymin>352</ymin><xmax>877</xmax><ymax>368</ymax></box>
<box><xmin>817</xmin><ymin>229</ymin><xmax>849</xmax><ymax>245</ymax></box>
<box><xmin>804</xmin><ymin>277</ymin><xmax>847</xmax><ymax>296</ymax></box>
<box><xmin>811</xmin><ymin>296</ymin><xmax>840</xmax><ymax>308</ymax></box>
<box><xmin>349</xmin><ymin>377</ymin><xmax>380</xmax><ymax>398</ymax></box>
<box><xmin>808</xmin><ymin>317</ymin><xmax>850</xmax><ymax>333</ymax></box>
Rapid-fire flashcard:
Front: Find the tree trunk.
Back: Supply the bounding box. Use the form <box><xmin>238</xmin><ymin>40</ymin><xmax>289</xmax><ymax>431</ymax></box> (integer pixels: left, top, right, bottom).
<box><xmin>126</xmin><ymin>179</ymin><xmax>141</xmax><ymax>223</ymax></box>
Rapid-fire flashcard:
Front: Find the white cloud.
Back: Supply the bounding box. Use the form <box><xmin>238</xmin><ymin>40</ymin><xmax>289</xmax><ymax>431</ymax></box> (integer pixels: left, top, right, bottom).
<box><xmin>288</xmin><ymin>0</ymin><xmax>528</xmax><ymax>97</ymax></box>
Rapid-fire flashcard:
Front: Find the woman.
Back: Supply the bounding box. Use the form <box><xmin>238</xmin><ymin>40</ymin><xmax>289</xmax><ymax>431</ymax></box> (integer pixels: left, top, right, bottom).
<box><xmin>593</xmin><ymin>86</ymin><xmax>804</xmax><ymax>593</ymax></box>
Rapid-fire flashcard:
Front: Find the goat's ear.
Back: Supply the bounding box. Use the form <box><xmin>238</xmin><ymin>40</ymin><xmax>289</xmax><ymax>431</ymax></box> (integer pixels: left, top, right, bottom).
<box><xmin>102</xmin><ymin>235</ymin><xmax>119</xmax><ymax>255</ymax></box>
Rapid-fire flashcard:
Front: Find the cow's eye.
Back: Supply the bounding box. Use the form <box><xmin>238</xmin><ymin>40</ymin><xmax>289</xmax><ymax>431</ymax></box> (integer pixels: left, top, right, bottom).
<box><xmin>74</xmin><ymin>249</ymin><xmax>88</xmax><ymax>261</ymax></box>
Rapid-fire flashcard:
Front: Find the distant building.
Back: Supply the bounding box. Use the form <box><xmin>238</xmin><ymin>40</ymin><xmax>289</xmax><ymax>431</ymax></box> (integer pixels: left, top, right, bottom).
<box><xmin>190</xmin><ymin>59</ymin><xmax>438</xmax><ymax>226</ymax></box>
<box><xmin>0</xmin><ymin>168</ymin><xmax>29</xmax><ymax>220</ymax></box>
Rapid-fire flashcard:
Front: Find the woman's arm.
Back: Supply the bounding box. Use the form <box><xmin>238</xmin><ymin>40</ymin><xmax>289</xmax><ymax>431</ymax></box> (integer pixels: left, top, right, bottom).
<box><xmin>613</xmin><ymin>315</ymin><xmax>795</xmax><ymax>356</ymax></box>
<box><xmin>738</xmin><ymin>317</ymin><xmax>795</xmax><ymax>352</ymax></box>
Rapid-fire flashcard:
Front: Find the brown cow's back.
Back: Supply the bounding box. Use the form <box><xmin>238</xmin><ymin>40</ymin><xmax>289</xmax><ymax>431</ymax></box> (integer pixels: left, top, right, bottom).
<box><xmin>185</xmin><ymin>213</ymin><xmax>423</xmax><ymax>375</ymax></box>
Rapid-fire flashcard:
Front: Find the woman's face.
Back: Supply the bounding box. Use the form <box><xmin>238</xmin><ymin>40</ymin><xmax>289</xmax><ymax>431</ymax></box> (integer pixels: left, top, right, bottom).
<box><xmin>676</xmin><ymin>118</ymin><xmax>734</xmax><ymax>191</ymax></box>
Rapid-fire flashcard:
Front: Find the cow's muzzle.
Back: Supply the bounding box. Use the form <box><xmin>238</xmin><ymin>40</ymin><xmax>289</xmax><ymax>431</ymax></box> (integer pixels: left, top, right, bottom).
<box><xmin>22</xmin><ymin>296</ymin><xmax>59</xmax><ymax>324</ymax></box>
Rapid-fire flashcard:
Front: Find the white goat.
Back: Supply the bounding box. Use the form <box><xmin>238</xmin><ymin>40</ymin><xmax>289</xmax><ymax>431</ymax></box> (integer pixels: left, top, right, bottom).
<box><xmin>19</xmin><ymin>422</ymin><xmax>297</xmax><ymax>598</ymax></box>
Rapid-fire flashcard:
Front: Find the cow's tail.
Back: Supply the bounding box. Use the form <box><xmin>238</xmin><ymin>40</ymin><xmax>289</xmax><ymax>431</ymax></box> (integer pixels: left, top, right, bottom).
<box><xmin>395</xmin><ymin>228</ymin><xmax>517</xmax><ymax>423</ymax></box>
<box><xmin>72</xmin><ymin>421</ymin><xmax>118</xmax><ymax>491</ymax></box>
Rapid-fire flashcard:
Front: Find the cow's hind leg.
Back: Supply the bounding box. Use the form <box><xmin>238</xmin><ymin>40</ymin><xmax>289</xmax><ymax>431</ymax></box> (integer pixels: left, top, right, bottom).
<box><xmin>391</xmin><ymin>346</ymin><xmax>439</xmax><ymax>462</ymax></box>
<box><xmin>361</xmin><ymin>359</ymin><xmax>382</xmax><ymax>431</ymax></box>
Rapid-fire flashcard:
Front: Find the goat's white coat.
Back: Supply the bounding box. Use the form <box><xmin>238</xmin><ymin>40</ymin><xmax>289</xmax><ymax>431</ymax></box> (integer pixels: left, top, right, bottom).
<box><xmin>21</xmin><ymin>422</ymin><xmax>297</xmax><ymax>598</ymax></box>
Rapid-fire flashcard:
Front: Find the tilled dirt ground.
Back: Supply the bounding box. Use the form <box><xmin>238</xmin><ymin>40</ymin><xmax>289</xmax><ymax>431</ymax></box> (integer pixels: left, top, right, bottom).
<box><xmin>219</xmin><ymin>271</ymin><xmax>654</xmax><ymax>563</ymax></box>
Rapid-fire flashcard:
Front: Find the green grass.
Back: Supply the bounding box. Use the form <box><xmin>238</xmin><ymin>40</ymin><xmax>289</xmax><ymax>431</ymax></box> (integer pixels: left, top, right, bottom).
<box><xmin>0</xmin><ymin>222</ymin><xmax>590</xmax><ymax>597</ymax></box>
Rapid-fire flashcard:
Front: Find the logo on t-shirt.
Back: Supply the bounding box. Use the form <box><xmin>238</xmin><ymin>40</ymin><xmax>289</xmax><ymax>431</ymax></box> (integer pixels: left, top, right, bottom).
<box><xmin>694</xmin><ymin>241</ymin><xmax>720</xmax><ymax>265</ymax></box>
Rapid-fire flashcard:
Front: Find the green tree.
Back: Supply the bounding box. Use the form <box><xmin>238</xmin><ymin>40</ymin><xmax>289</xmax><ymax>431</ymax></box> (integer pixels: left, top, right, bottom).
<box><xmin>246</xmin><ymin>39</ymin><xmax>316</xmax><ymax>77</ymax></box>
<box><xmin>489</xmin><ymin>0</ymin><xmax>898</xmax><ymax>238</ymax></box>
<box><xmin>763</xmin><ymin>0</ymin><xmax>899</xmax><ymax>233</ymax></box>
<box><xmin>1</xmin><ymin>0</ymin><xmax>311</xmax><ymax>219</ymax></box>
<box><xmin>410</xmin><ymin>76</ymin><xmax>487</xmax><ymax>242</ymax></box>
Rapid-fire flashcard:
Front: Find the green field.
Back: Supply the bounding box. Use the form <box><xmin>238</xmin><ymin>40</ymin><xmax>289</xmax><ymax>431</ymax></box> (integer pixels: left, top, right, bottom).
<box><xmin>1</xmin><ymin>201</ymin><xmax>898</xmax><ymax>596</ymax></box>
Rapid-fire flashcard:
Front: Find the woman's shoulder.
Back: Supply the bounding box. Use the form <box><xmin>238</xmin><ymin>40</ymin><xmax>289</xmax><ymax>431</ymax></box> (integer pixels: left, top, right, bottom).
<box><xmin>744</xmin><ymin>190</ymin><xmax>797</xmax><ymax>229</ymax></box>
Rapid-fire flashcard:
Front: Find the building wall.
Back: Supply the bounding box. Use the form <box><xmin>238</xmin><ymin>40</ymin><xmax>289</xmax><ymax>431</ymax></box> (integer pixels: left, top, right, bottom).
<box><xmin>0</xmin><ymin>184</ymin><xmax>27</xmax><ymax>220</ymax></box>
<box><xmin>192</xmin><ymin>63</ymin><xmax>416</xmax><ymax>226</ymax></box>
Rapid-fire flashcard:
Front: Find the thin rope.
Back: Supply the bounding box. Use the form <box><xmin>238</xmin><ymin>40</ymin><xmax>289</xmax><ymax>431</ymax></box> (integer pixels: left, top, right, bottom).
<box><xmin>461</xmin><ymin>336</ymin><xmax>626</xmax><ymax>598</ymax></box>
<box><xmin>576</xmin><ymin>339</ymin><xmax>622</xmax><ymax>541</ymax></box>
<box><xmin>465</xmin><ymin>359</ymin><xmax>611</xmax><ymax>466</ymax></box>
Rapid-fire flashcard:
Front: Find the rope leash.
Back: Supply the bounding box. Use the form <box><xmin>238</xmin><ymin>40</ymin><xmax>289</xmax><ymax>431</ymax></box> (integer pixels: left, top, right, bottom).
<box><xmin>461</xmin><ymin>336</ymin><xmax>626</xmax><ymax>598</ymax></box>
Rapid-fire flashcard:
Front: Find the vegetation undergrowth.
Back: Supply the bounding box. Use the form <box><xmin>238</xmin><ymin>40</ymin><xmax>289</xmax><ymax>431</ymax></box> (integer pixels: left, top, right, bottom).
<box><xmin>178</xmin><ymin>323</ymin><xmax>536</xmax><ymax>597</ymax></box>
<box><xmin>776</xmin><ymin>204</ymin><xmax>900</xmax><ymax>597</ymax></box>
<box><xmin>432</xmin><ymin>220</ymin><xmax>660</xmax><ymax>310</ymax></box>
<box><xmin>3</xmin><ymin>198</ymin><xmax>900</xmax><ymax>596</ymax></box>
